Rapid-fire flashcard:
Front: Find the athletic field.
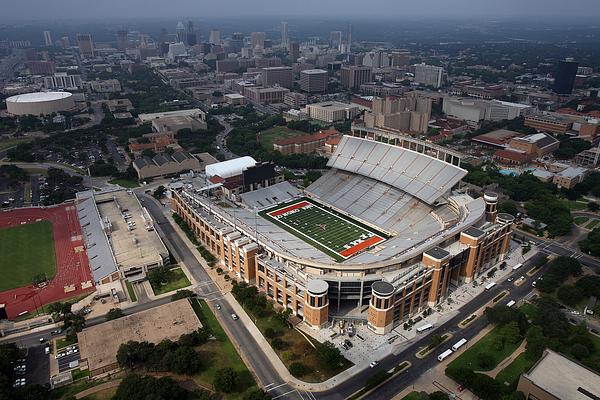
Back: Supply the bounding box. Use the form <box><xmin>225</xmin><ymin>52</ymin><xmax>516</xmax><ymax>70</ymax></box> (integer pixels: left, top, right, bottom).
<box><xmin>0</xmin><ymin>220</ymin><xmax>56</xmax><ymax>292</ymax></box>
<box><xmin>259</xmin><ymin>198</ymin><xmax>387</xmax><ymax>262</ymax></box>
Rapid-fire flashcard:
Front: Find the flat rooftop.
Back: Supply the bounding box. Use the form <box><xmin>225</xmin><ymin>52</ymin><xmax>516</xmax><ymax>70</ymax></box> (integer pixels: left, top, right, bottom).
<box><xmin>523</xmin><ymin>349</ymin><xmax>600</xmax><ymax>400</ymax></box>
<box><xmin>78</xmin><ymin>299</ymin><xmax>201</xmax><ymax>373</ymax></box>
<box><xmin>95</xmin><ymin>190</ymin><xmax>167</xmax><ymax>272</ymax></box>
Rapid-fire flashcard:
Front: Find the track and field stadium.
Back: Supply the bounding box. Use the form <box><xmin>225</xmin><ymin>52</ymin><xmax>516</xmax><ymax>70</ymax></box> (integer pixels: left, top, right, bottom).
<box><xmin>0</xmin><ymin>204</ymin><xmax>94</xmax><ymax>319</ymax></box>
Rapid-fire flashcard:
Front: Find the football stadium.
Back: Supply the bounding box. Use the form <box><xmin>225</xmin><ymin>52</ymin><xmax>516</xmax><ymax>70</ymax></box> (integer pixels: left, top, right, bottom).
<box><xmin>172</xmin><ymin>127</ymin><xmax>514</xmax><ymax>334</ymax></box>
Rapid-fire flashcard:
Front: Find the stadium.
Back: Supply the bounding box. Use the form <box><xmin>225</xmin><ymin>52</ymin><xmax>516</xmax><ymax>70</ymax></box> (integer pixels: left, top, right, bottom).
<box><xmin>5</xmin><ymin>91</ymin><xmax>77</xmax><ymax>116</ymax></box>
<box><xmin>173</xmin><ymin>128</ymin><xmax>514</xmax><ymax>334</ymax></box>
<box><xmin>0</xmin><ymin>204</ymin><xmax>94</xmax><ymax>320</ymax></box>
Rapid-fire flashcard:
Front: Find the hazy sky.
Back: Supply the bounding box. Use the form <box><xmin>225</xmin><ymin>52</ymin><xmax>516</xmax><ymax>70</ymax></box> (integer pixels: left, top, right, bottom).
<box><xmin>2</xmin><ymin>0</ymin><xmax>600</xmax><ymax>20</ymax></box>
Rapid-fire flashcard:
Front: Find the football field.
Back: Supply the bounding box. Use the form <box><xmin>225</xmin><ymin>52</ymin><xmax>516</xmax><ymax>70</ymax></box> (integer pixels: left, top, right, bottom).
<box><xmin>260</xmin><ymin>198</ymin><xmax>387</xmax><ymax>261</ymax></box>
<box><xmin>0</xmin><ymin>221</ymin><xmax>56</xmax><ymax>292</ymax></box>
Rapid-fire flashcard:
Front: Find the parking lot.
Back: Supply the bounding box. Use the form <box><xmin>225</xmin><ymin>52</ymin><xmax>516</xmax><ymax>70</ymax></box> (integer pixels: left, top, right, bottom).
<box><xmin>55</xmin><ymin>344</ymin><xmax>81</xmax><ymax>373</ymax></box>
<box><xmin>11</xmin><ymin>345</ymin><xmax>50</xmax><ymax>388</ymax></box>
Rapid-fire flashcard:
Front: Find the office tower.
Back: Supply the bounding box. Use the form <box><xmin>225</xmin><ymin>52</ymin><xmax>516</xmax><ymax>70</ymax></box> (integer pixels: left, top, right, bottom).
<box><xmin>414</xmin><ymin>63</ymin><xmax>444</xmax><ymax>88</ymax></box>
<box><xmin>391</xmin><ymin>50</ymin><xmax>411</xmax><ymax>67</ymax></box>
<box><xmin>209</xmin><ymin>29</ymin><xmax>221</xmax><ymax>45</ymax></box>
<box><xmin>186</xmin><ymin>21</ymin><xmax>197</xmax><ymax>46</ymax></box>
<box><xmin>340</xmin><ymin>66</ymin><xmax>372</xmax><ymax>89</ymax></box>
<box><xmin>176</xmin><ymin>21</ymin><xmax>186</xmax><ymax>44</ymax></box>
<box><xmin>116</xmin><ymin>29</ymin><xmax>129</xmax><ymax>50</ymax></box>
<box><xmin>229</xmin><ymin>32</ymin><xmax>243</xmax><ymax>53</ymax></box>
<box><xmin>76</xmin><ymin>34</ymin><xmax>94</xmax><ymax>59</ymax></box>
<box><xmin>553</xmin><ymin>58</ymin><xmax>579</xmax><ymax>95</ymax></box>
<box><xmin>61</xmin><ymin>36</ymin><xmax>70</xmax><ymax>49</ymax></box>
<box><xmin>347</xmin><ymin>24</ymin><xmax>353</xmax><ymax>49</ymax></box>
<box><xmin>330</xmin><ymin>31</ymin><xmax>342</xmax><ymax>48</ymax></box>
<box><xmin>262</xmin><ymin>66</ymin><xmax>293</xmax><ymax>88</ymax></box>
<box><xmin>251</xmin><ymin>32</ymin><xmax>266</xmax><ymax>49</ymax></box>
<box><xmin>300</xmin><ymin>69</ymin><xmax>328</xmax><ymax>93</ymax></box>
<box><xmin>281</xmin><ymin>21</ymin><xmax>288</xmax><ymax>47</ymax></box>
<box><xmin>288</xmin><ymin>41</ymin><xmax>300</xmax><ymax>62</ymax></box>
<box><xmin>43</xmin><ymin>31</ymin><xmax>52</xmax><ymax>46</ymax></box>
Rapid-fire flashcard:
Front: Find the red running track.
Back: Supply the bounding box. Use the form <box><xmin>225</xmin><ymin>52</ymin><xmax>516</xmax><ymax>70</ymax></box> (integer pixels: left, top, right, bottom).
<box><xmin>0</xmin><ymin>204</ymin><xmax>94</xmax><ymax>319</ymax></box>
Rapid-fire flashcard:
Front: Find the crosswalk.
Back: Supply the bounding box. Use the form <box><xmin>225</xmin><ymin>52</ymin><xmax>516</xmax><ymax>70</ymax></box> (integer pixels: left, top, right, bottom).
<box><xmin>265</xmin><ymin>382</ymin><xmax>318</xmax><ymax>400</ymax></box>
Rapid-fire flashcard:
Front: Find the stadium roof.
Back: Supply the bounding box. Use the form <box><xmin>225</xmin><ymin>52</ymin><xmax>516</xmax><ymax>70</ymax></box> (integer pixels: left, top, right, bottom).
<box><xmin>205</xmin><ymin>156</ymin><xmax>256</xmax><ymax>179</ymax></box>
<box><xmin>6</xmin><ymin>91</ymin><xmax>72</xmax><ymax>103</ymax></box>
<box><xmin>328</xmin><ymin>136</ymin><xmax>467</xmax><ymax>205</ymax></box>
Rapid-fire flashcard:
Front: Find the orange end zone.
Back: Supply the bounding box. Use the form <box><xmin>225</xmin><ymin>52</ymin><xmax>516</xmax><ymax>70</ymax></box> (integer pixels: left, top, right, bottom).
<box><xmin>268</xmin><ymin>201</ymin><xmax>310</xmax><ymax>217</ymax></box>
<box><xmin>340</xmin><ymin>236</ymin><xmax>385</xmax><ymax>258</ymax></box>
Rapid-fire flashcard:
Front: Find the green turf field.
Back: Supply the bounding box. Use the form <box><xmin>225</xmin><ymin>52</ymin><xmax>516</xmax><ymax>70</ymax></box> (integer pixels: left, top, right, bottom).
<box><xmin>0</xmin><ymin>221</ymin><xmax>56</xmax><ymax>292</ymax></box>
<box><xmin>259</xmin><ymin>197</ymin><xmax>388</xmax><ymax>262</ymax></box>
<box><xmin>258</xmin><ymin>126</ymin><xmax>306</xmax><ymax>151</ymax></box>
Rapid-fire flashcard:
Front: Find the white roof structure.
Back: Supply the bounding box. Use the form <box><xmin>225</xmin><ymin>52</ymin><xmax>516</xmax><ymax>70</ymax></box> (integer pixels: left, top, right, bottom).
<box><xmin>205</xmin><ymin>156</ymin><xmax>257</xmax><ymax>179</ymax></box>
<box><xmin>328</xmin><ymin>136</ymin><xmax>467</xmax><ymax>204</ymax></box>
<box><xmin>6</xmin><ymin>91</ymin><xmax>72</xmax><ymax>103</ymax></box>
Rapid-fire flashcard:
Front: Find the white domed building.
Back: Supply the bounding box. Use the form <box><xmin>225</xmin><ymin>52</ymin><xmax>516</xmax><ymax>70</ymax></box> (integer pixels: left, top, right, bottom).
<box><xmin>6</xmin><ymin>92</ymin><xmax>76</xmax><ymax>116</ymax></box>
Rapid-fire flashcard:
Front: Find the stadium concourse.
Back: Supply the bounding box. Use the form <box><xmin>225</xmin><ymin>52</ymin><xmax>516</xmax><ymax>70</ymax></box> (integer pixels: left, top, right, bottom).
<box><xmin>0</xmin><ymin>204</ymin><xmax>94</xmax><ymax>319</ymax></box>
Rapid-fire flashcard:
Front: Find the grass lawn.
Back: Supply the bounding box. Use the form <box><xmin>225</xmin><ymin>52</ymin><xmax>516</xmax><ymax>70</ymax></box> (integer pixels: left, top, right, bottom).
<box><xmin>560</xmin><ymin>199</ymin><xmax>587</xmax><ymax>211</ymax></box>
<box><xmin>108</xmin><ymin>178</ymin><xmax>140</xmax><ymax>188</ymax></box>
<box><xmin>56</xmin><ymin>336</ymin><xmax>78</xmax><ymax>350</ymax></box>
<box><xmin>401</xmin><ymin>392</ymin><xmax>428</xmax><ymax>400</ymax></box>
<box><xmin>258</xmin><ymin>126</ymin><xmax>305</xmax><ymax>151</ymax></box>
<box><xmin>239</xmin><ymin>301</ymin><xmax>353</xmax><ymax>382</ymax></box>
<box><xmin>150</xmin><ymin>267</ymin><xmax>191</xmax><ymax>295</ymax></box>
<box><xmin>495</xmin><ymin>353</ymin><xmax>535</xmax><ymax>390</ymax></box>
<box><xmin>72</xmin><ymin>368</ymin><xmax>91</xmax><ymax>381</ymax></box>
<box><xmin>447</xmin><ymin>325</ymin><xmax>523</xmax><ymax>371</ymax></box>
<box><xmin>0</xmin><ymin>137</ymin><xmax>33</xmax><ymax>150</ymax></box>
<box><xmin>587</xmin><ymin>219</ymin><xmax>600</xmax><ymax>229</ymax></box>
<box><xmin>125</xmin><ymin>280</ymin><xmax>137</xmax><ymax>302</ymax></box>
<box><xmin>574</xmin><ymin>216</ymin><xmax>589</xmax><ymax>226</ymax></box>
<box><xmin>259</xmin><ymin>197</ymin><xmax>388</xmax><ymax>262</ymax></box>
<box><xmin>189</xmin><ymin>298</ymin><xmax>257</xmax><ymax>399</ymax></box>
<box><xmin>0</xmin><ymin>221</ymin><xmax>56</xmax><ymax>292</ymax></box>
<box><xmin>81</xmin><ymin>386</ymin><xmax>117</xmax><ymax>400</ymax></box>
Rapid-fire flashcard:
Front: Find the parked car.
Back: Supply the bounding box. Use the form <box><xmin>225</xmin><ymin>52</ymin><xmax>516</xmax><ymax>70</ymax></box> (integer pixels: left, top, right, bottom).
<box><xmin>369</xmin><ymin>361</ymin><xmax>379</xmax><ymax>368</ymax></box>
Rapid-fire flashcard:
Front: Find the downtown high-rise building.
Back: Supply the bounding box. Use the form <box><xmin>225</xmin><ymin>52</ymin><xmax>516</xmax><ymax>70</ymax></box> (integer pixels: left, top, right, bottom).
<box><xmin>209</xmin><ymin>29</ymin><xmax>221</xmax><ymax>45</ymax></box>
<box><xmin>281</xmin><ymin>21</ymin><xmax>288</xmax><ymax>47</ymax></box>
<box><xmin>341</xmin><ymin>65</ymin><xmax>372</xmax><ymax>89</ymax></box>
<box><xmin>330</xmin><ymin>31</ymin><xmax>342</xmax><ymax>48</ymax></box>
<box><xmin>287</xmin><ymin>41</ymin><xmax>300</xmax><ymax>62</ymax></box>
<box><xmin>251</xmin><ymin>32</ymin><xmax>266</xmax><ymax>49</ymax></box>
<box><xmin>176</xmin><ymin>21</ymin><xmax>186</xmax><ymax>43</ymax></box>
<box><xmin>116</xmin><ymin>29</ymin><xmax>129</xmax><ymax>50</ymax></box>
<box><xmin>414</xmin><ymin>63</ymin><xmax>444</xmax><ymax>88</ymax></box>
<box><xmin>186</xmin><ymin>21</ymin><xmax>197</xmax><ymax>46</ymax></box>
<box><xmin>76</xmin><ymin>33</ymin><xmax>95</xmax><ymax>59</ymax></box>
<box><xmin>553</xmin><ymin>58</ymin><xmax>579</xmax><ymax>95</ymax></box>
<box><xmin>300</xmin><ymin>69</ymin><xmax>328</xmax><ymax>93</ymax></box>
<box><xmin>43</xmin><ymin>31</ymin><xmax>52</xmax><ymax>46</ymax></box>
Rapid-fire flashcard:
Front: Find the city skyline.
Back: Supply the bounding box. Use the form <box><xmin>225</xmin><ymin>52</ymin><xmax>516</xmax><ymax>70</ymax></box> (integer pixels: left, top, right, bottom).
<box><xmin>1</xmin><ymin>0</ymin><xmax>600</xmax><ymax>20</ymax></box>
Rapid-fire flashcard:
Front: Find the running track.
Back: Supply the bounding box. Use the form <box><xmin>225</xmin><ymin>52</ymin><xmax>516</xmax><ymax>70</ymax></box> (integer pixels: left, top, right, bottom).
<box><xmin>0</xmin><ymin>204</ymin><xmax>94</xmax><ymax>319</ymax></box>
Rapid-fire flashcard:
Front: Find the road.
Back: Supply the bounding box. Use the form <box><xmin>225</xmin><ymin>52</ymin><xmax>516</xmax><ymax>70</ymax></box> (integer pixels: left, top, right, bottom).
<box><xmin>213</xmin><ymin>116</ymin><xmax>238</xmax><ymax>160</ymax></box>
<box><xmin>139</xmin><ymin>193</ymin><xmax>312</xmax><ymax>400</ymax></box>
<box><xmin>315</xmin><ymin>252</ymin><xmax>550</xmax><ymax>400</ymax></box>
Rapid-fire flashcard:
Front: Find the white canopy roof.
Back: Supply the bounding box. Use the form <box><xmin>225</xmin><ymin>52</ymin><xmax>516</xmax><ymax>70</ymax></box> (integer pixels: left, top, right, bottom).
<box><xmin>205</xmin><ymin>156</ymin><xmax>256</xmax><ymax>179</ymax></box>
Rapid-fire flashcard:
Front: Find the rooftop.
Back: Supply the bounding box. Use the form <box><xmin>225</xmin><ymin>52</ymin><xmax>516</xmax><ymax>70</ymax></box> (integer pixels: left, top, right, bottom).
<box><xmin>6</xmin><ymin>91</ymin><xmax>72</xmax><ymax>103</ymax></box>
<box><xmin>523</xmin><ymin>349</ymin><xmax>600</xmax><ymax>400</ymax></box>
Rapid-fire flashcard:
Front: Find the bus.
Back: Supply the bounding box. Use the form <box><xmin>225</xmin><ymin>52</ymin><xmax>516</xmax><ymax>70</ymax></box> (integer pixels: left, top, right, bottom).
<box><xmin>416</xmin><ymin>323</ymin><xmax>434</xmax><ymax>333</ymax></box>
<box><xmin>451</xmin><ymin>338</ymin><xmax>468</xmax><ymax>352</ymax></box>
<box><xmin>512</xmin><ymin>263</ymin><xmax>523</xmax><ymax>271</ymax></box>
<box><xmin>485</xmin><ymin>282</ymin><xmax>497</xmax><ymax>290</ymax></box>
<box><xmin>506</xmin><ymin>300</ymin><xmax>516</xmax><ymax>308</ymax></box>
<box><xmin>438</xmin><ymin>349</ymin><xmax>453</xmax><ymax>362</ymax></box>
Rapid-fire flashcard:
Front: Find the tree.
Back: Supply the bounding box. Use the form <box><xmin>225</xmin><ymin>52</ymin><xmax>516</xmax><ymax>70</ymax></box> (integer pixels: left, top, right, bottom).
<box><xmin>114</xmin><ymin>374</ymin><xmax>190</xmax><ymax>400</ymax></box>
<box><xmin>265</xmin><ymin>328</ymin><xmax>277</xmax><ymax>339</ymax></box>
<box><xmin>500</xmin><ymin>321</ymin><xmax>521</xmax><ymax>345</ymax></box>
<box><xmin>587</xmin><ymin>202</ymin><xmax>599</xmax><ymax>212</ymax></box>
<box><xmin>580</xmin><ymin>228</ymin><xmax>600</xmax><ymax>256</ymax></box>
<box><xmin>525</xmin><ymin>325</ymin><xmax>546</xmax><ymax>360</ymax></box>
<box><xmin>213</xmin><ymin>367</ymin><xmax>238</xmax><ymax>393</ymax></box>
<box><xmin>243</xmin><ymin>388</ymin><xmax>272</xmax><ymax>400</ymax></box>
<box><xmin>571</xmin><ymin>343</ymin><xmax>590</xmax><ymax>360</ymax></box>
<box><xmin>153</xmin><ymin>185</ymin><xmax>167</xmax><ymax>199</ymax></box>
<box><xmin>315</xmin><ymin>341</ymin><xmax>343</xmax><ymax>371</ymax></box>
<box><xmin>105</xmin><ymin>308</ymin><xmax>124</xmax><ymax>321</ymax></box>
<box><xmin>148</xmin><ymin>266</ymin><xmax>173</xmax><ymax>290</ymax></box>
<box><xmin>170</xmin><ymin>346</ymin><xmax>203</xmax><ymax>374</ymax></box>
<box><xmin>171</xmin><ymin>289</ymin><xmax>195</xmax><ymax>301</ymax></box>
<box><xmin>429</xmin><ymin>391</ymin><xmax>450</xmax><ymax>400</ymax></box>
<box><xmin>557</xmin><ymin>284</ymin><xmax>585</xmax><ymax>307</ymax></box>
<box><xmin>288</xmin><ymin>362</ymin><xmax>307</xmax><ymax>377</ymax></box>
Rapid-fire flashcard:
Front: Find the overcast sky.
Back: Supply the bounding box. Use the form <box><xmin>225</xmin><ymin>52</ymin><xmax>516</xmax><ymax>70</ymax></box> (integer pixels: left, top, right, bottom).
<box><xmin>2</xmin><ymin>0</ymin><xmax>599</xmax><ymax>20</ymax></box>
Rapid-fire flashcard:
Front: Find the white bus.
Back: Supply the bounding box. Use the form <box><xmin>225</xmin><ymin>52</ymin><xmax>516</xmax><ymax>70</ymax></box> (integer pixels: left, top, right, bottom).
<box><xmin>485</xmin><ymin>282</ymin><xmax>497</xmax><ymax>290</ymax></box>
<box><xmin>438</xmin><ymin>349</ymin><xmax>453</xmax><ymax>362</ymax></box>
<box><xmin>451</xmin><ymin>338</ymin><xmax>468</xmax><ymax>352</ymax></box>
<box><xmin>512</xmin><ymin>263</ymin><xmax>523</xmax><ymax>271</ymax></box>
<box><xmin>506</xmin><ymin>300</ymin><xmax>516</xmax><ymax>308</ymax></box>
<box><xmin>416</xmin><ymin>323</ymin><xmax>434</xmax><ymax>333</ymax></box>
